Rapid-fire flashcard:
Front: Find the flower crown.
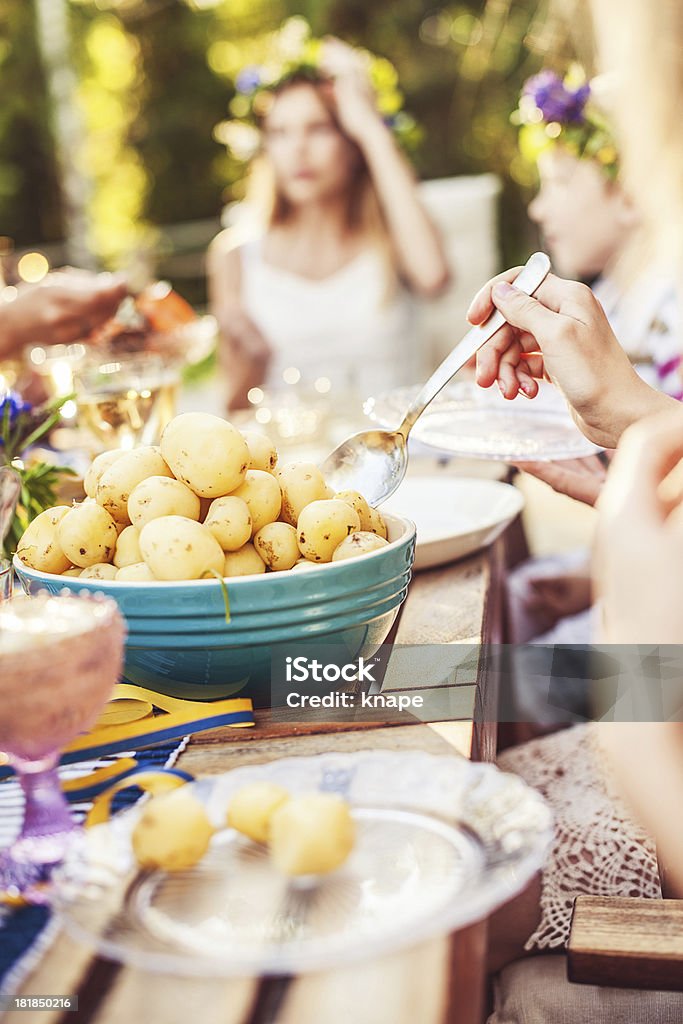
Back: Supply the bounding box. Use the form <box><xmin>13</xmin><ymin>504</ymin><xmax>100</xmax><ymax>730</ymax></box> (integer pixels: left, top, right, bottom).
<box><xmin>214</xmin><ymin>17</ymin><xmax>421</xmax><ymax>164</ymax></box>
<box><xmin>513</xmin><ymin>66</ymin><xmax>619</xmax><ymax>179</ymax></box>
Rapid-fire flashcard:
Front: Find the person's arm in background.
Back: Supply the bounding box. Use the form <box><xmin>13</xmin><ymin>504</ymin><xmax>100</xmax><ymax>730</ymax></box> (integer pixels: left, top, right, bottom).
<box><xmin>467</xmin><ymin>269</ymin><xmax>675</xmax><ymax>448</ymax></box>
<box><xmin>321</xmin><ymin>40</ymin><xmax>450</xmax><ymax>298</ymax></box>
<box><xmin>0</xmin><ymin>271</ymin><xmax>127</xmax><ymax>360</ymax></box>
<box><xmin>206</xmin><ymin>237</ymin><xmax>272</xmax><ymax>411</ymax></box>
<box><xmin>512</xmin><ymin>454</ymin><xmax>610</xmax><ymax>507</ymax></box>
<box><xmin>594</xmin><ymin>407</ymin><xmax>683</xmax><ymax>893</ymax></box>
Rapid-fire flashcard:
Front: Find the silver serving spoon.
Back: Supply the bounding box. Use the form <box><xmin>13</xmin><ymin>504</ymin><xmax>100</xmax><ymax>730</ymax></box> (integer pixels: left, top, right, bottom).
<box><xmin>320</xmin><ymin>252</ymin><xmax>551</xmax><ymax>505</ymax></box>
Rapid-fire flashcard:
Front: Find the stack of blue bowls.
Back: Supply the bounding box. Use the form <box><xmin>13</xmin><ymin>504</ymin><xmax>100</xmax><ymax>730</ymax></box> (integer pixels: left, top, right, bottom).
<box><xmin>14</xmin><ymin>513</ymin><xmax>415</xmax><ymax>705</ymax></box>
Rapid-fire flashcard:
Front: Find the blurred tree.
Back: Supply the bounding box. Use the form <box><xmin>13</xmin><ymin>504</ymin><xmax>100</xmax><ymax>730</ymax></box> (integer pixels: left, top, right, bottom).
<box><xmin>122</xmin><ymin>0</ymin><xmax>227</xmax><ymax>226</ymax></box>
<box><xmin>0</xmin><ymin>0</ymin><xmax>590</xmax><ymax>288</ymax></box>
<box><xmin>0</xmin><ymin>0</ymin><xmax>63</xmax><ymax>248</ymax></box>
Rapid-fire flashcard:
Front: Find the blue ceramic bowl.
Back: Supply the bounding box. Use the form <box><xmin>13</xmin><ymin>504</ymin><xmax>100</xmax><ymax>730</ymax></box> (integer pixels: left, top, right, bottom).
<box><xmin>14</xmin><ymin>513</ymin><xmax>415</xmax><ymax>704</ymax></box>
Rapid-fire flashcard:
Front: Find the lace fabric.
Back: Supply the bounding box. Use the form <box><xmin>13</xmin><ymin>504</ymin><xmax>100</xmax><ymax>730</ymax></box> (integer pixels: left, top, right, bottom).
<box><xmin>498</xmin><ymin>724</ymin><xmax>661</xmax><ymax>950</ymax></box>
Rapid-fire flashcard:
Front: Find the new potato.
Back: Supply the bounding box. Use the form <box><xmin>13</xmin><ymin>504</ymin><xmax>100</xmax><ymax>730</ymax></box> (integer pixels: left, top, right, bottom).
<box><xmin>132</xmin><ymin>787</ymin><xmax>214</xmax><ymax>871</ymax></box>
<box><xmin>80</xmin><ymin>562</ymin><xmax>118</xmax><ymax>580</ymax></box>
<box><xmin>128</xmin><ymin>476</ymin><xmax>200</xmax><ymax>530</ymax></box>
<box><xmin>275</xmin><ymin>463</ymin><xmax>328</xmax><ymax>526</ymax></box>
<box><xmin>269</xmin><ymin>793</ymin><xmax>355</xmax><ymax>876</ymax></box>
<box><xmin>231</xmin><ymin>470</ymin><xmax>282</xmax><ymax>535</ymax></box>
<box><xmin>332</xmin><ymin>532</ymin><xmax>389</xmax><ymax>561</ymax></box>
<box><xmin>116</xmin><ymin>561</ymin><xmax>156</xmax><ymax>581</ymax></box>
<box><xmin>161</xmin><ymin>413</ymin><xmax>249</xmax><ymax>497</ymax></box>
<box><xmin>204</xmin><ymin>496</ymin><xmax>252</xmax><ymax>551</ymax></box>
<box><xmin>366</xmin><ymin>506</ymin><xmax>388</xmax><ymax>540</ymax></box>
<box><xmin>96</xmin><ymin>446</ymin><xmax>173</xmax><ymax>524</ymax></box>
<box><xmin>113</xmin><ymin>525</ymin><xmax>142</xmax><ymax>568</ymax></box>
<box><xmin>241</xmin><ymin>431</ymin><xmax>278</xmax><ymax>473</ymax></box>
<box><xmin>254</xmin><ymin>522</ymin><xmax>299</xmax><ymax>572</ymax></box>
<box><xmin>227</xmin><ymin>782</ymin><xmax>290</xmax><ymax>844</ymax></box>
<box><xmin>223</xmin><ymin>543</ymin><xmax>266</xmax><ymax>578</ymax></box>
<box><xmin>297</xmin><ymin>500</ymin><xmax>360</xmax><ymax>563</ymax></box>
<box><xmin>334</xmin><ymin>490</ymin><xmax>373</xmax><ymax>531</ymax></box>
<box><xmin>83</xmin><ymin>449</ymin><xmax>125</xmax><ymax>499</ymax></box>
<box><xmin>139</xmin><ymin>516</ymin><xmax>224</xmax><ymax>581</ymax></box>
<box><xmin>57</xmin><ymin>503</ymin><xmax>118</xmax><ymax>568</ymax></box>
<box><xmin>16</xmin><ymin>506</ymin><xmax>71</xmax><ymax>573</ymax></box>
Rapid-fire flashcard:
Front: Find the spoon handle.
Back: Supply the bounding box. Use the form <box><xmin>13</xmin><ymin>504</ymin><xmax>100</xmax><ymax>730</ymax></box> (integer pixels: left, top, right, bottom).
<box><xmin>397</xmin><ymin>251</ymin><xmax>551</xmax><ymax>439</ymax></box>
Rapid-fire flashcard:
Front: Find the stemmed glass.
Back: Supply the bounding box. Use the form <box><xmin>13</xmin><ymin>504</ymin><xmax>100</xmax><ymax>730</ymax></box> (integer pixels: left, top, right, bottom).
<box><xmin>0</xmin><ymin>591</ymin><xmax>125</xmax><ymax>901</ymax></box>
<box><xmin>74</xmin><ymin>352</ymin><xmax>180</xmax><ymax>451</ymax></box>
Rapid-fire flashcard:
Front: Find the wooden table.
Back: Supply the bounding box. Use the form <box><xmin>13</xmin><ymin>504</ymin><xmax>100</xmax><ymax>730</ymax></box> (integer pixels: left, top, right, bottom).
<box><xmin>5</xmin><ymin>533</ymin><xmax>508</xmax><ymax>1024</ymax></box>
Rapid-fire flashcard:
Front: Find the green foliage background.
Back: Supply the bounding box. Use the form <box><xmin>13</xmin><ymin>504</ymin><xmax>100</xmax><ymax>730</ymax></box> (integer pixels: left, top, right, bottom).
<box><xmin>0</xmin><ymin>0</ymin><xmax>590</xmax><ymax>299</ymax></box>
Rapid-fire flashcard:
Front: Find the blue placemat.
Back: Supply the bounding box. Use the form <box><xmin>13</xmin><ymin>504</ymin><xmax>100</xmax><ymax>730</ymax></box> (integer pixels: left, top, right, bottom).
<box><xmin>0</xmin><ymin>737</ymin><xmax>188</xmax><ymax>997</ymax></box>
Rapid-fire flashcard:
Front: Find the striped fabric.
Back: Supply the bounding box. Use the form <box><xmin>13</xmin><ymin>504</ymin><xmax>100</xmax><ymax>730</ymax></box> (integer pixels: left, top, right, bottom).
<box><xmin>0</xmin><ymin>737</ymin><xmax>188</xmax><ymax>997</ymax></box>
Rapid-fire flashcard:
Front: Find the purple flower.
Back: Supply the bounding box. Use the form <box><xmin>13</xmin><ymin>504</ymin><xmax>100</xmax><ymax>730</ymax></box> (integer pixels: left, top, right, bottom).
<box><xmin>235</xmin><ymin>66</ymin><xmax>263</xmax><ymax>95</ymax></box>
<box><xmin>523</xmin><ymin>70</ymin><xmax>590</xmax><ymax>124</ymax></box>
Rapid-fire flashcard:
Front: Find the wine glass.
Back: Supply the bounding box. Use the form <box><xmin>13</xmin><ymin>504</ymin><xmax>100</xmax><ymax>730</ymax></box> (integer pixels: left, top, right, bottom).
<box><xmin>25</xmin><ymin>342</ymin><xmax>88</xmax><ymax>422</ymax></box>
<box><xmin>0</xmin><ymin>558</ymin><xmax>11</xmax><ymax>603</ymax></box>
<box><xmin>0</xmin><ymin>591</ymin><xmax>125</xmax><ymax>901</ymax></box>
<box><xmin>75</xmin><ymin>352</ymin><xmax>180</xmax><ymax>451</ymax></box>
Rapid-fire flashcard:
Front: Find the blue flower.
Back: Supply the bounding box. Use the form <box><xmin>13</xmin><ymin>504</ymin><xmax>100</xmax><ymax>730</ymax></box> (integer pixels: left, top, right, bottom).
<box><xmin>0</xmin><ymin>391</ymin><xmax>32</xmax><ymax>426</ymax></box>
<box><xmin>523</xmin><ymin>70</ymin><xmax>590</xmax><ymax>125</ymax></box>
<box><xmin>235</xmin><ymin>67</ymin><xmax>263</xmax><ymax>95</ymax></box>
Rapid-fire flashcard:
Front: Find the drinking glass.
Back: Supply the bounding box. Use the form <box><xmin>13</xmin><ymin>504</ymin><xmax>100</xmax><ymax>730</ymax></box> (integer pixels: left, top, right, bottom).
<box><xmin>75</xmin><ymin>352</ymin><xmax>180</xmax><ymax>451</ymax></box>
<box><xmin>0</xmin><ymin>591</ymin><xmax>125</xmax><ymax>900</ymax></box>
<box><xmin>25</xmin><ymin>343</ymin><xmax>88</xmax><ymax>421</ymax></box>
<box><xmin>0</xmin><ymin>557</ymin><xmax>12</xmax><ymax>603</ymax></box>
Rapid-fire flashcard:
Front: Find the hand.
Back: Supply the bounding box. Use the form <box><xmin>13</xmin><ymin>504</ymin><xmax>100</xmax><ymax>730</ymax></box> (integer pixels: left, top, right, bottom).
<box><xmin>513</xmin><ymin>454</ymin><xmax>611</xmax><ymax>507</ymax></box>
<box><xmin>594</xmin><ymin>405</ymin><xmax>683</xmax><ymax>642</ymax></box>
<box><xmin>319</xmin><ymin>38</ymin><xmax>381</xmax><ymax>143</ymax></box>
<box><xmin>1</xmin><ymin>270</ymin><xmax>128</xmax><ymax>356</ymax></box>
<box><xmin>467</xmin><ymin>269</ymin><xmax>671</xmax><ymax>449</ymax></box>
<box><xmin>525</xmin><ymin>568</ymin><xmax>592</xmax><ymax>623</ymax></box>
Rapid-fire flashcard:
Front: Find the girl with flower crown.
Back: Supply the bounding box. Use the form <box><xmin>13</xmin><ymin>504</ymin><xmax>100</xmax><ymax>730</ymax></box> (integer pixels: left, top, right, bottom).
<box><xmin>207</xmin><ymin>33</ymin><xmax>449</xmax><ymax>411</ymax></box>
<box><xmin>503</xmin><ymin>69</ymin><xmax>683</xmax><ymax>657</ymax></box>
<box><xmin>518</xmin><ymin>68</ymin><xmax>681</xmax><ymax>402</ymax></box>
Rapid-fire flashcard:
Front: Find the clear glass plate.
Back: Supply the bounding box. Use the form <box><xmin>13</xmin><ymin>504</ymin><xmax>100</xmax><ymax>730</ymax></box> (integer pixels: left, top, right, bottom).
<box><xmin>52</xmin><ymin>750</ymin><xmax>552</xmax><ymax>976</ymax></box>
<box><xmin>366</xmin><ymin>382</ymin><xmax>602</xmax><ymax>461</ymax></box>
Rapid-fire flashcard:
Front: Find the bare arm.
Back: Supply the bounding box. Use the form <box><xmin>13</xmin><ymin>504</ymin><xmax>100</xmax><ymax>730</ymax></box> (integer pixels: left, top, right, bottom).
<box><xmin>0</xmin><ymin>271</ymin><xmax>127</xmax><ymax>360</ymax></box>
<box><xmin>321</xmin><ymin>41</ymin><xmax>450</xmax><ymax>298</ymax></box>
<box><xmin>600</xmin><ymin>723</ymin><xmax>683</xmax><ymax>895</ymax></box>
<box><xmin>206</xmin><ymin>235</ymin><xmax>273</xmax><ymax>411</ymax></box>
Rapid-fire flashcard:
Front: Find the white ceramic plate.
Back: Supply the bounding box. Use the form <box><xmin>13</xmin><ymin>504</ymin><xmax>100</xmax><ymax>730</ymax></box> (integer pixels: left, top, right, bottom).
<box><xmin>52</xmin><ymin>751</ymin><xmax>551</xmax><ymax>976</ymax></box>
<box><xmin>382</xmin><ymin>476</ymin><xmax>524</xmax><ymax>569</ymax></box>
<box><xmin>367</xmin><ymin>381</ymin><xmax>602</xmax><ymax>461</ymax></box>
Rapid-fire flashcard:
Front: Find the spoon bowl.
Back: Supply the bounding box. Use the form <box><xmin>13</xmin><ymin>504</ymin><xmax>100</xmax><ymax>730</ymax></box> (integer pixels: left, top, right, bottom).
<box><xmin>322</xmin><ymin>429</ymin><xmax>408</xmax><ymax>505</ymax></box>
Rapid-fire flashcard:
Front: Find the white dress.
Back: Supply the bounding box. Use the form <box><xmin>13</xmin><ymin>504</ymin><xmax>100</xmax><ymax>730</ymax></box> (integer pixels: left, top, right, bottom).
<box><xmin>592</xmin><ymin>271</ymin><xmax>682</xmax><ymax>398</ymax></box>
<box><xmin>239</xmin><ymin>240</ymin><xmax>420</xmax><ymax>397</ymax></box>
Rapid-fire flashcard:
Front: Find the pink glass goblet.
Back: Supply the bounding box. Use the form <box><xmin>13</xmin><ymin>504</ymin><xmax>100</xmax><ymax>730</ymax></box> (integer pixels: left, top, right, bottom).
<box><xmin>0</xmin><ymin>591</ymin><xmax>126</xmax><ymax>901</ymax></box>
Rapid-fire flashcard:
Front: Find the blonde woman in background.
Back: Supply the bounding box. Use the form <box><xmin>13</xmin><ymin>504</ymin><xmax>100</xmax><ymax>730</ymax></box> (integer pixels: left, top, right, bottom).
<box><xmin>208</xmin><ymin>34</ymin><xmax>449</xmax><ymax>411</ymax></box>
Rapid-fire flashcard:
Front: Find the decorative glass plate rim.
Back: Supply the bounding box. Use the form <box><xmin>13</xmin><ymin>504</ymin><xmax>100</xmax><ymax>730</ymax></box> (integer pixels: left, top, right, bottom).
<box><xmin>365</xmin><ymin>383</ymin><xmax>603</xmax><ymax>462</ymax></box>
<box><xmin>52</xmin><ymin>750</ymin><xmax>553</xmax><ymax>976</ymax></box>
